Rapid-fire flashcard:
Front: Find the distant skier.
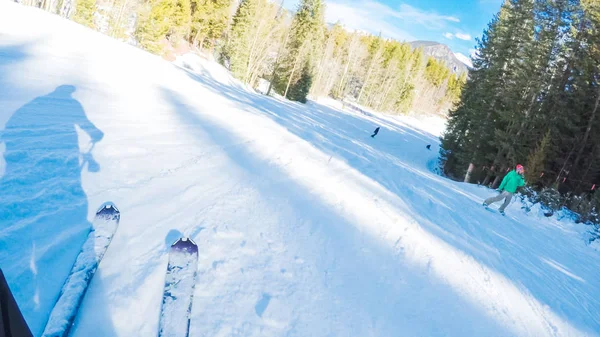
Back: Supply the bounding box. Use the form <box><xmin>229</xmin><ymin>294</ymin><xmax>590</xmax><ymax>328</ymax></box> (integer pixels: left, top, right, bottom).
<box><xmin>371</xmin><ymin>127</ymin><xmax>380</xmax><ymax>138</ymax></box>
<box><xmin>426</xmin><ymin>144</ymin><xmax>431</xmax><ymax>150</ymax></box>
<box><xmin>483</xmin><ymin>164</ymin><xmax>526</xmax><ymax>215</ymax></box>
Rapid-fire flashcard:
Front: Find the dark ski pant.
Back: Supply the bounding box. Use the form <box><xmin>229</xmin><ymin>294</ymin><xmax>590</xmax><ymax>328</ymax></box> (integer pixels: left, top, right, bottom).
<box><xmin>0</xmin><ymin>269</ymin><xmax>32</xmax><ymax>337</ymax></box>
<box><xmin>484</xmin><ymin>191</ymin><xmax>513</xmax><ymax>212</ymax></box>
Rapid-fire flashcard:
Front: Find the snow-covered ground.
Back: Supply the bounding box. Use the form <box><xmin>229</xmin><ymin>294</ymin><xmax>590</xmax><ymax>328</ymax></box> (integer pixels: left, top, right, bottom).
<box><xmin>1</xmin><ymin>2</ymin><xmax>599</xmax><ymax>336</ymax></box>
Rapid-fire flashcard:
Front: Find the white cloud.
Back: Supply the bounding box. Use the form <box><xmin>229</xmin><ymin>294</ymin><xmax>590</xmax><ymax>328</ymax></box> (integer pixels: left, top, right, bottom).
<box><xmin>444</xmin><ymin>32</ymin><xmax>472</xmax><ymax>41</ymax></box>
<box><xmin>392</xmin><ymin>4</ymin><xmax>460</xmax><ymax>27</ymax></box>
<box><xmin>455</xmin><ymin>33</ymin><xmax>472</xmax><ymax>41</ymax></box>
<box><xmin>325</xmin><ymin>0</ymin><xmax>461</xmax><ymax>41</ymax></box>
<box><xmin>326</xmin><ymin>1</ymin><xmax>413</xmax><ymax>40</ymax></box>
<box><xmin>454</xmin><ymin>52</ymin><xmax>473</xmax><ymax>68</ymax></box>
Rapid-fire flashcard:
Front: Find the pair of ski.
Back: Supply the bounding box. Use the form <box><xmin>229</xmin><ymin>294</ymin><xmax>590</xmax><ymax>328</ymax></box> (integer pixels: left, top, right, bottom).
<box><xmin>42</xmin><ymin>203</ymin><xmax>198</xmax><ymax>337</ymax></box>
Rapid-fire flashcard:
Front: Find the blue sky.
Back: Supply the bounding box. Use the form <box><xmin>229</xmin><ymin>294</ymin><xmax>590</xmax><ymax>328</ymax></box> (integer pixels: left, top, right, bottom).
<box><xmin>286</xmin><ymin>0</ymin><xmax>504</xmax><ymax>59</ymax></box>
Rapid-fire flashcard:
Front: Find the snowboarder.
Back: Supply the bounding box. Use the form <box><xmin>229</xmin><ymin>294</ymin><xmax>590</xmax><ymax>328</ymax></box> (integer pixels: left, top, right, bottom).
<box><xmin>371</xmin><ymin>127</ymin><xmax>380</xmax><ymax>138</ymax></box>
<box><xmin>426</xmin><ymin>144</ymin><xmax>431</xmax><ymax>150</ymax></box>
<box><xmin>0</xmin><ymin>268</ymin><xmax>33</xmax><ymax>337</ymax></box>
<box><xmin>483</xmin><ymin>164</ymin><xmax>526</xmax><ymax>215</ymax></box>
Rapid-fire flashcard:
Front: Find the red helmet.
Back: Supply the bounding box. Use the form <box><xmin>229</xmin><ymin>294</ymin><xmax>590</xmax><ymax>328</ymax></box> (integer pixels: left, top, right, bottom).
<box><xmin>516</xmin><ymin>164</ymin><xmax>524</xmax><ymax>172</ymax></box>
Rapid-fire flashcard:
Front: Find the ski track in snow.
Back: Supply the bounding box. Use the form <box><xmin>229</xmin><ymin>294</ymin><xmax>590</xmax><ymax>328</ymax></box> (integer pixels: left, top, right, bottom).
<box><xmin>1</xmin><ymin>2</ymin><xmax>600</xmax><ymax>336</ymax></box>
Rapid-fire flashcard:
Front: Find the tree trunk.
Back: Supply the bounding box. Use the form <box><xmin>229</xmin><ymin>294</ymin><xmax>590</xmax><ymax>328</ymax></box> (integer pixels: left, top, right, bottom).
<box><xmin>482</xmin><ymin>166</ymin><xmax>494</xmax><ymax>186</ymax></box>
<box><xmin>336</xmin><ymin>33</ymin><xmax>358</xmax><ymax>97</ymax></box>
<box><xmin>575</xmin><ymin>147</ymin><xmax>596</xmax><ymax>193</ymax></box>
<box><xmin>555</xmin><ymin>143</ymin><xmax>576</xmax><ymax>185</ymax></box>
<box><xmin>245</xmin><ymin>13</ymin><xmax>268</xmax><ymax>84</ymax></box>
<box><xmin>267</xmin><ymin>27</ymin><xmax>290</xmax><ymax>96</ymax></box>
<box><xmin>377</xmin><ymin>64</ymin><xmax>400</xmax><ymax>111</ymax></box>
<box><xmin>313</xmin><ymin>32</ymin><xmax>334</xmax><ymax>96</ymax></box>
<box><xmin>284</xmin><ymin>46</ymin><xmax>304</xmax><ymax>98</ymax></box>
<box><xmin>337</xmin><ymin>55</ymin><xmax>351</xmax><ymax>97</ymax></box>
<box><xmin>357</xmin><ymin>45</ymin><xmax>381</xmax><ymax>103</ymax></box>
<box><xmin>247</xmin><ymin>18</ymin><xmax>277</xmax><ymax>86</ymax></box>
<box><xmin>112</xmin><ymin>0</ymin><xmax>129</xmax><ymax>37</ymax></box>
<box><xmin>572</xmin><ymin>87</ymin><xmax>600</xmax><ymax>171</ymax></box>
<box><xmin>492</xmin><ymin>171</ymin><xmax>504</xmax><ymax>189</ymax></box>
<box><xmin>325</xmin><ymin>56</ymin><xmax>342</xmax><ymax>94</ymax></box>
<box><xmin>464</xmin><ymin>163</ymin><xmax>475</xmax><ymax>183</ymax></box>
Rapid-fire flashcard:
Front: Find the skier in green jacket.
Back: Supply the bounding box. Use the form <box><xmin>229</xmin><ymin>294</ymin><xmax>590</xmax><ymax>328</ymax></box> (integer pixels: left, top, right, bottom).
<box><xmin>483</xmin><ymin>164</ymin><xmax>526</xmax><ymax>215</ymax></box>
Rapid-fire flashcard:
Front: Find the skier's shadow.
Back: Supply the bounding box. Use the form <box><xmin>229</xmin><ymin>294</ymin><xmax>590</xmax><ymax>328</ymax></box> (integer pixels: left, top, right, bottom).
<box><xmin>0</xmin><ymin>85</ymin><xmax>108</xmax><ymax>335</ymax></box>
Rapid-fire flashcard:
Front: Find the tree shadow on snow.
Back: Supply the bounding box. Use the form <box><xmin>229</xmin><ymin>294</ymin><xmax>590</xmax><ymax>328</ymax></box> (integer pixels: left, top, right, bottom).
<box><xmin>173</xmin><ymin>64</ymin><xmax>600</xmax><ymax>334</ymax></box>
<box><xmin>160</xmin><ymin>87</ymin><xmax>512</xmax><ymax>337</ymax></box>
<box><xmin>0</xmin><ymin>85</ymin><xmax>115</xmax><ymax>335</ymax></box>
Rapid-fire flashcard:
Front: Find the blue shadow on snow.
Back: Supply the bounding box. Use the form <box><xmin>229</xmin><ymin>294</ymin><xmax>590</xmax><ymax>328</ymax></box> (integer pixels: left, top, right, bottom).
<box><xmin>174</xmin><ymin>64</ymin><xmax>600</xmax><ymax>334</ymax></box>
<box><xmin>0</xmin><ymin>84</ymin><xmax>112</xmax><ymax>335</ymax></box>
<box><xmin>160</xmin><ymin>86</ymin><xmax>513</xmax><ymax>336</ymax></box>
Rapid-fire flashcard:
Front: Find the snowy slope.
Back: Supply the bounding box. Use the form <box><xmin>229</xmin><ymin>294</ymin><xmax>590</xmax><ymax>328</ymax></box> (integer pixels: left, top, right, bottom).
<box><xmin>454</xmin><ymin>52</ymin><xmax>474</xmax><ymax>69</ymax></box>
<box><xmin>1</xmin><ymin>2</ymin><xmax>599</xmax><ymax>336</ymax></box>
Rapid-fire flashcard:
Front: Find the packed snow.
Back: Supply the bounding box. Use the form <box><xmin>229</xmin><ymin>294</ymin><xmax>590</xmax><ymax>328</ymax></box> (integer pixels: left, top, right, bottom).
<box><xmin>1</xmin><ymin>2</ymin><xmax>599</xmax><ymax>336</ymax></box>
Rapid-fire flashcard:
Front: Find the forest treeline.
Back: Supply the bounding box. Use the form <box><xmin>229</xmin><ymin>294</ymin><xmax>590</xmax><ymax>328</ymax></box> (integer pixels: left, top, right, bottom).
<box><xmin>442</xmin><ymin>0</ymin><xmax>600</xmax><ymax>221</ymax></box>
<box><xmin>18</xmin><ymin>0</ymin><xmax>466</xmax><ymax>114</ymax></box>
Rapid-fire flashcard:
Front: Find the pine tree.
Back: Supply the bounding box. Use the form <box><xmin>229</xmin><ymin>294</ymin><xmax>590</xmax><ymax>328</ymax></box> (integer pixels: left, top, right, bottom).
<box><xmin>134</xmin><ymin>0</ymin><xmax>192</xmax><ymax>53</ymax></box>
<box><xmin>272</xmin><ymin>0</ymin><xmax>324</xmax><ymax>102</ymax></box>
<box><xmin>135</xmin><ymin>0</ymin><xmax>174</xmax><ymax>53</ymax></box>
<box><xmin>445</xmin><ymin>73</ymin><xmax>467</xmax><ymax>105</ymax></box>
<box><xmin>72</xmin><ymin>0</ymin><xmax>97</xmax><ymax>28</ymax></box>
<box><xmin>171</xmin><ymin>0</ymin><xmax>192</xmax><ymax>41</ymax></box>
<box><xmin>525</xmin><ymin>130</ymin><xmax>551</xmax><ymax>185</ymax></box>
<box><xmin>287</xmin><ymin>59</ymin><xmax>313</xmax><ymax>103</ymax></box>
<box><xmin>189</xmin><ymin>0</ymin><xmax>231</xmax><ymax>49</ymax></box>
<box><xmin>424</xmin><ymin>57</ymin><xmax>450</xmax><ymax>87</ymax></box>
<box><xmin>356</xmin><ymin>34</ymin><xmax>383</xmax><ymax>105</ymax></box>
<box><xmin>223</xmin><ymin>0</ymin><xmax>283</xmax><ymax>85</ymax></box>
<box><xmin>310</xmin><ymin>23</ymin><xmax>347</xmax><ymax>97</ymax></box>
<box><xmin>28</xmin><ymin>0</ymin><xmax>464</xmax><ymax>117</ymax></box>
<box><xmin>333</xmin><ymin>31</ymin><xmax>362</xmax><ymax>99</ymax></box>
<box><xmin>442</xmin><ymin>0</ymin><xmax>541</xmax><ymax>182</ymax></box>
<box><xmin>442</xmin><ymin>0</ymin><xmax>600</xmax><ymax>197</ymax></box>
<box><xmin>107</xmin><ymin>0</ymin><xmax>134</xmax><ymax>40</ymax></box>
<box><xmin>223</xmin><ymin>0</ymin><xmax>257</xmax><ymax>79</ymax></box>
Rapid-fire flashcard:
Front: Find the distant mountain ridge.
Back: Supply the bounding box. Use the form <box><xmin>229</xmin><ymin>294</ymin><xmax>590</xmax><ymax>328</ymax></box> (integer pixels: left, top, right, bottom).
<box><xmin>409</xmin><ymin>41</ymin><xmax>470</xmax><ymax>74</ymax></box>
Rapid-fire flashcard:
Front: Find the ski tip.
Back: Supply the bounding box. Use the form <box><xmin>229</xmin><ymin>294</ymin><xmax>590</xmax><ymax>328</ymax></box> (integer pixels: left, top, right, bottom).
<box><xmin>171</xmin><ymin>237</ymin><xmax>198</xmax><ymax>253</ymax></box>
<box><xmin>96</xmin><ymin>202</ymin><xmax>120</xmax><ymax>221</ymax></box>
<box><xmin>97</xmin><ymin>201</ymin><xmax>119</xmax><ymax>213</ymax></box>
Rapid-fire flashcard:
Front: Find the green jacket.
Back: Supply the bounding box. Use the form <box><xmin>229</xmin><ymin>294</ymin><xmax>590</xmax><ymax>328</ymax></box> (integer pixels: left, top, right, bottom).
<box><xmin>499</xmin><ymin>170</ymin><xmax>525</xmax><ymax>193</ymax></box>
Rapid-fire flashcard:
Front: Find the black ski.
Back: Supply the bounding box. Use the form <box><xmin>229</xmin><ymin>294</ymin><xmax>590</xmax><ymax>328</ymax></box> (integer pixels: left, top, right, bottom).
<box><xmin>42</xmin><ymin>202</ymin><xmax>120</xmax><ymax>337</ymax></box>
<box><xmin>158</xmin><ymin>238</ymin><xmax>199</xmax><ymax>337</ymax></box>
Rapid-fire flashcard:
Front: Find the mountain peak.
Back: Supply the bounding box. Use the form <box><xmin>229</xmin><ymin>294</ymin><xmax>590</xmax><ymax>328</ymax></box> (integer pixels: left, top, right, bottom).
<box><xmin>408</xmin><ymin>41</ymin><xmax>469</xmax><ymax>74</ymax></box>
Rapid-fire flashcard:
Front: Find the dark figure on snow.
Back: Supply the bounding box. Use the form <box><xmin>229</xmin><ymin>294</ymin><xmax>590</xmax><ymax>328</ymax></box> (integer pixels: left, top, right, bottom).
<box><xmin>371</xmin><ymin>127</ymin><xmax>380</xmax><ymax>138</ymax></box>
<box><xmin>426</xmin><ymin>144</ymin><xmax>431</xmax><ymax>150</ymax></box>
<box><xmin>483</xmin><ymin>164</ymin><xmax>526</xmax><ymax>215</ymax></box>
